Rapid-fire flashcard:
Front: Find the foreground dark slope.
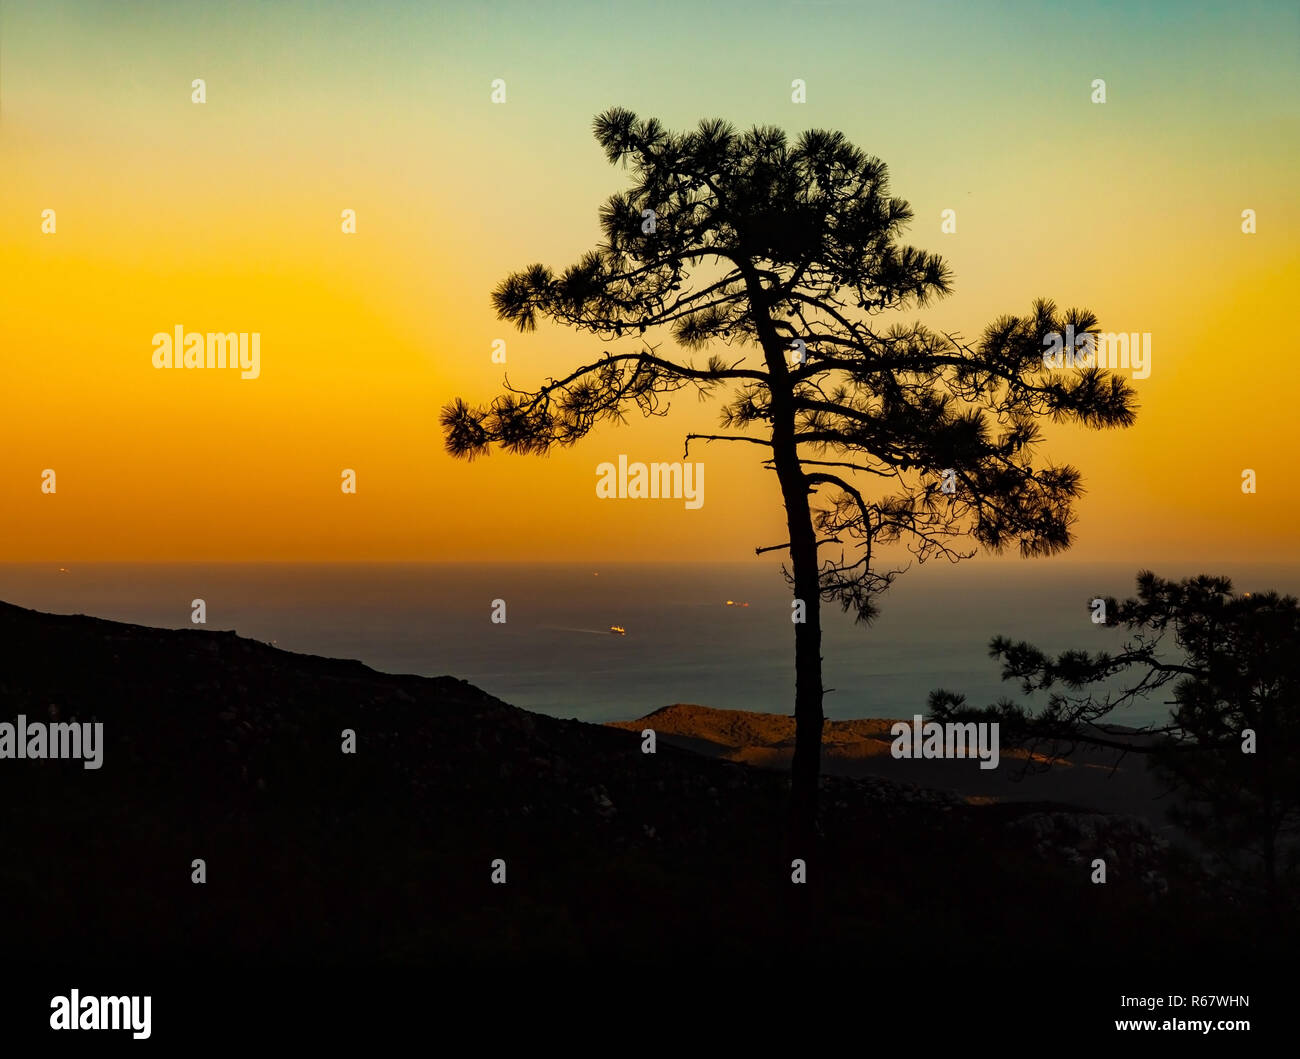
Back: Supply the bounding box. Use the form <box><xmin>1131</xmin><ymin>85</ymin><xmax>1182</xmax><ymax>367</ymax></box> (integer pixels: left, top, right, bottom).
<box><xmin>0</xmin><ymin>601</ymin><xmax>1275</xmax><ymax>969</ymax></box>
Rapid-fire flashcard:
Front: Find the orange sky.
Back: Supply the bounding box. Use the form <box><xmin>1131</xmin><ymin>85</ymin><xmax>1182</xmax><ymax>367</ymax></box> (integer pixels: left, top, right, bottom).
<box><xmin>2</xmin><ymin>0</ymin><xmax>1297</xmax><ymax>563</ymax></box>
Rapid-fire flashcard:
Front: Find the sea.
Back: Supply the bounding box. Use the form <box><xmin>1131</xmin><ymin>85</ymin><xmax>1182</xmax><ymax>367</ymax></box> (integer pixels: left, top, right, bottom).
<box><xmin>1</xmin><ymin>561</ymin><xmax>1294</xmax><ymax>729</ymax></box>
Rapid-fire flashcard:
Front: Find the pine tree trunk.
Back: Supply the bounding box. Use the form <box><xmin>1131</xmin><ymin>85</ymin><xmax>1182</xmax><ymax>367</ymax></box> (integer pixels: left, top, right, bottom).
<box><xmin>773</xmin><ymin>436</ymin><xmax>822</xmax><ymax>952</ymax></box>
<box><xmin>739</xmin><ymin>263</ymin><xmax>825</xmax><ymax>855</ymax></box>
<box><xmin>781</xmin><ymin>464</ymin><xmax>823</xmax><ymax>853</ymax></box>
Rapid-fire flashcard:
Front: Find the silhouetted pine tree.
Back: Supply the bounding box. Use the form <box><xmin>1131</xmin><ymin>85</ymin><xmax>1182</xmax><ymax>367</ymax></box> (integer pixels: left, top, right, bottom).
<box><xmin>931</xmin><ymin>571</ymin><xmax>1300</xmax><ymax>913</ymax></box>
<box><xmin>444</xmin><ymin>109</ymin><xmax>1137</xmax><ymax>848</ymax></box>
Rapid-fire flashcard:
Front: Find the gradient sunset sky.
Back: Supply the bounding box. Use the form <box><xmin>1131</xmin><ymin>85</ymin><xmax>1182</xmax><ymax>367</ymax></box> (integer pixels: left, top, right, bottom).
<box><xmin>2</xmin><ymin>0</ymin><xmax>1297</xmax><ymax>562</ymax></box>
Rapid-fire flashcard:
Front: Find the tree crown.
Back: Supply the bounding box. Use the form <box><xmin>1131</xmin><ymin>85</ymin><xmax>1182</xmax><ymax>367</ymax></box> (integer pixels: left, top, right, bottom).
<box><xmin>443</xmin><ymin>110</ymin><xmax>1138</xmax><ymax>619</ymax></box>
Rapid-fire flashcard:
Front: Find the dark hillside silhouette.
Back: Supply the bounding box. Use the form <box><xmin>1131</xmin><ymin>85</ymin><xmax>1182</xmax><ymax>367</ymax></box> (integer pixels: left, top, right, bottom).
<box><xmin>1</xmin><ymin>599</ymin><xmax>1274</xmax><ymax>971</ymax></box>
